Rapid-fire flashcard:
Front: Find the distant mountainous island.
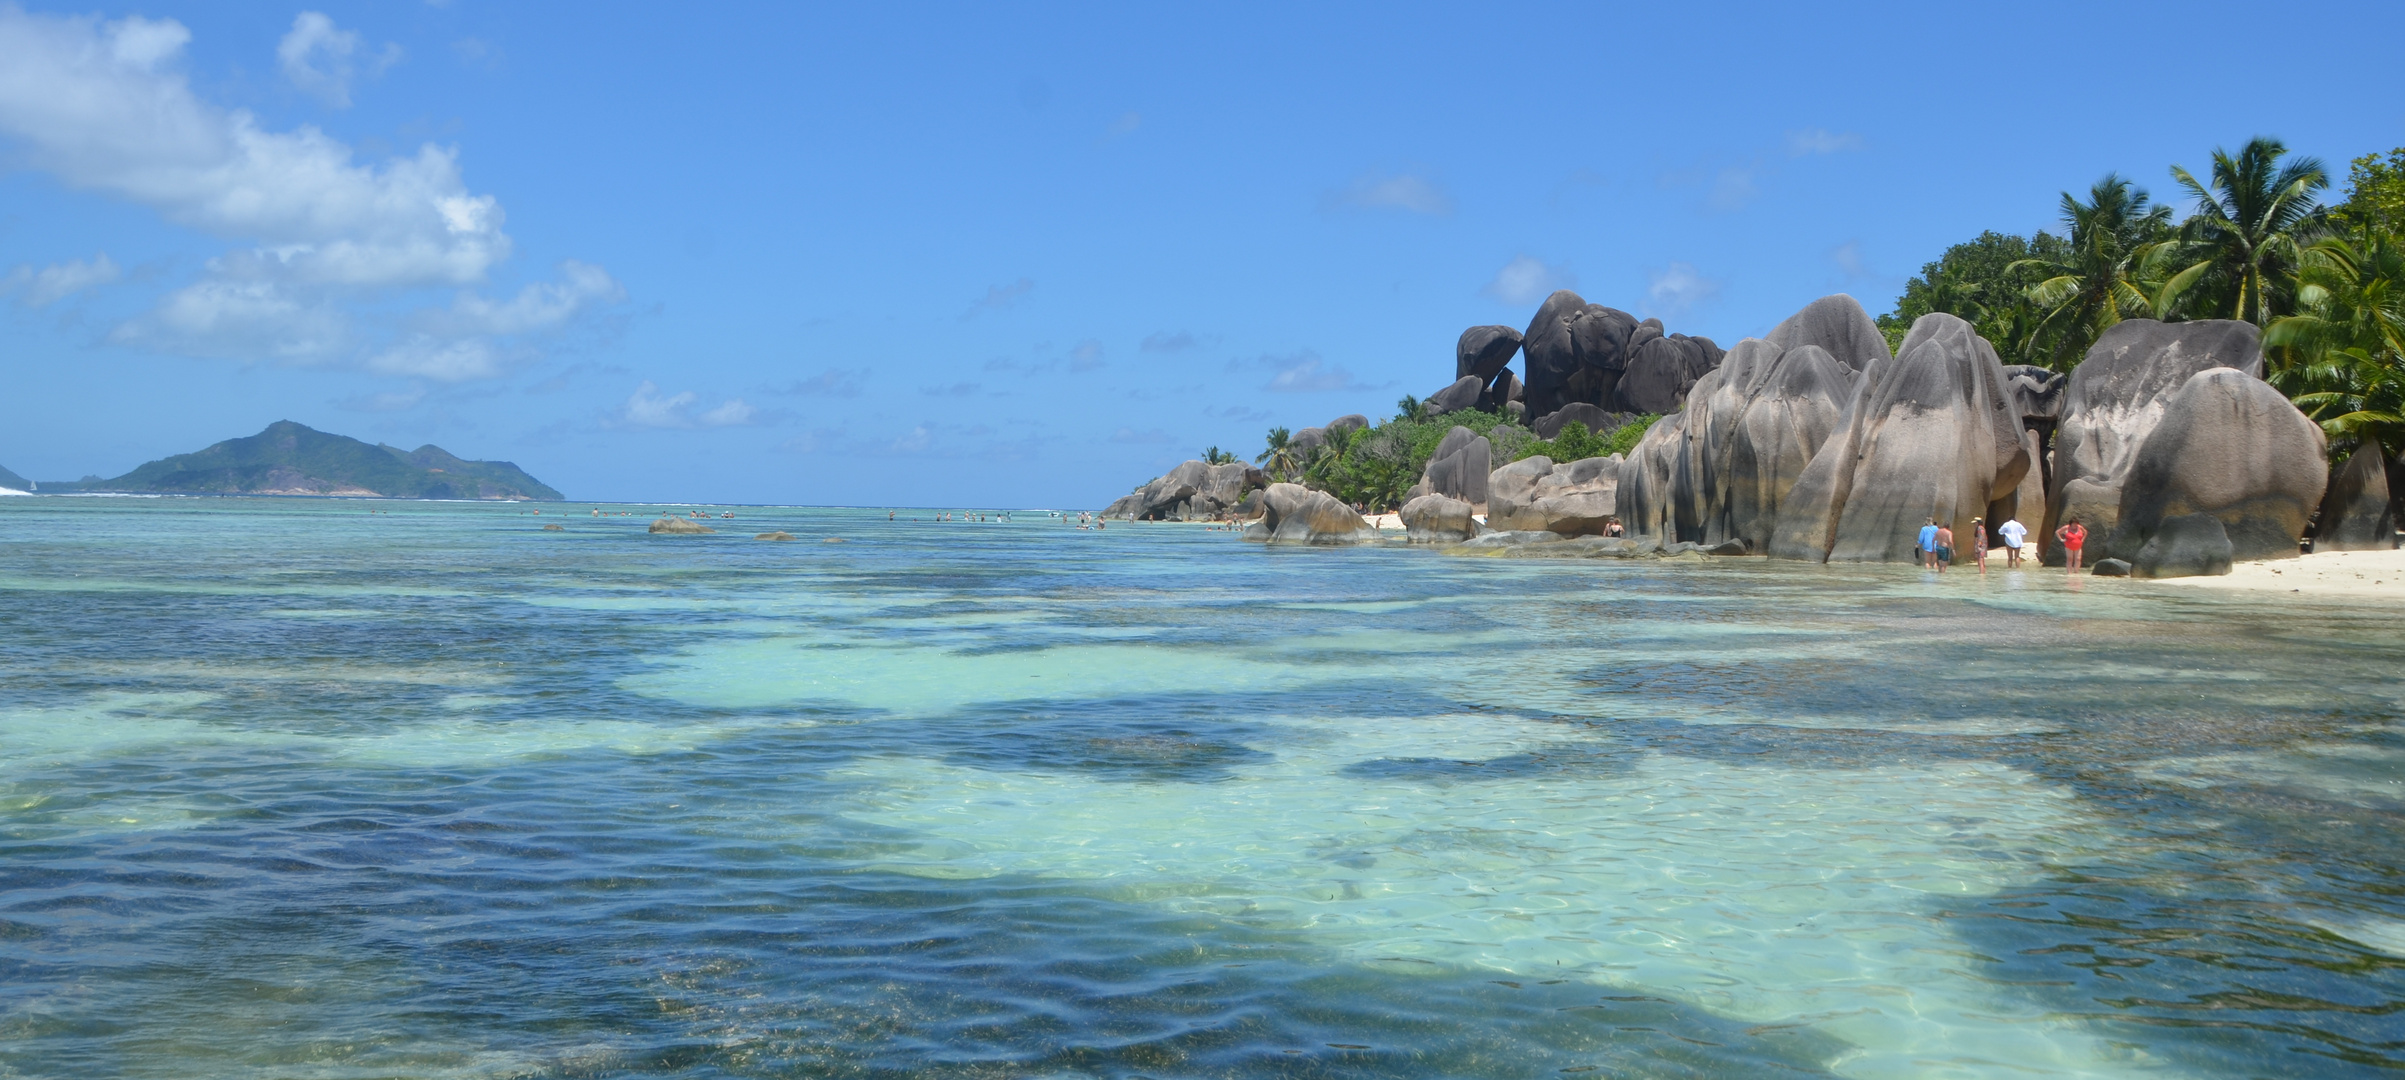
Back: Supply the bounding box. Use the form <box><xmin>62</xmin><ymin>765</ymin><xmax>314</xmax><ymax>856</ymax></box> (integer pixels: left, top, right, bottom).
<box><xmin>31</xmin><ymin>421</ymin><xmax>563</xmax><ymax>500</ymax></box>
<box><xmin>0</xmin><ymin>461</ymin><xmax>29</xmax><ymax>492</ymax></box>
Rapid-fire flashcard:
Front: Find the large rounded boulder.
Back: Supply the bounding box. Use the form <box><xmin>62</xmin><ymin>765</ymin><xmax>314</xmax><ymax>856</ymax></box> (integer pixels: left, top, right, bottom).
<box><xmin>1456</xmin><ymin>325</ymin><xmax>1523</xmax><ymax>383</ymax></box>
<box><xmin>2046</xmin><ymin>319</ymin><xmax>2264</xmax><ymax>561</ymax></box>
<box><xmin>1521</xmin><ymin>289</ymin><xmax>1640</xmax><ymax>419</ymax></box>
<box><xmin>2315</xmin><ymin>447</ymin><xmax>2397</xmax><ymax>551</ymax></box>
<box><xmin>1421</xmin><ymin>426</ymin><xmax>1492</xmax><ymax>506</ymax></box>
<box><xmin>1767</xmin><ymin>313</ymin><xmax>2026</xmax><ymax>563</ymax></box>
<box><xmin>1401</xmin><ymin>493</ymin><xmax>1480</xmax><ymax>543</ymax></box>
<box><xmin>1717</xmin><ymin>343</ymin><xmax>1856</xmax><ymax>551</ymax></box>
<box><xmin>1532</xmin><ymin>402</ymin><xmax>1628</xmax><ymax>441</ymax></box>
<box><xmin>2103</xmin><ymin>367</ymin><xmax>2326</xmax><ymax>566</ymax></box>
<box><xmin>1763</xmin><ymin>294</ymin><xmax>1892</xmax><ymax>375</ymax></box>
<box><xmin>1424</xmin><ymin>375</ymin><xmax>1485</xmax><ymax>417</ymax></box>
<box><xmin>1243</xmin><ymin>483</ymin><xmax>1375</xmax><ymax>545</ymax></box>
<box><xmin>1614</xmin><ymin>333</ymin><xmax>1724</xmax><ymax>414</ymax></box>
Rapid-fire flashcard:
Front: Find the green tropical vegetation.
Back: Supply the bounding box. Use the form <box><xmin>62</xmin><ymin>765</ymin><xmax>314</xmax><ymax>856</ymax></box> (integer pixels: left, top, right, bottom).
<box><xmin>1884</xmin><ymin>137</ymin><xmax>2405</xmax><ymax>463</ymax></box>
<box><xmin>1249</xmin><ymin>395</ymin><xmax>1657</xmax><ymax>512</ymax></box>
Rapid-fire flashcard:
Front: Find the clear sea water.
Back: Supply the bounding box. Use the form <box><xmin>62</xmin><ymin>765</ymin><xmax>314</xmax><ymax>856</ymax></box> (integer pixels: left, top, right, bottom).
<box><xmin>3</xmin><ymin>497</ymin><xmax>2401</xmax><ymax>1079</ymax></box>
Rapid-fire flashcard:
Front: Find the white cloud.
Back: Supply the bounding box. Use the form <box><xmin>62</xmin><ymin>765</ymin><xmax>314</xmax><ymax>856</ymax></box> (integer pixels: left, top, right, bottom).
<box><xmin>1250</xmin><ymin>351</ymin><xmax>1377</xmax><ymax>393</ymax></box>
<box><xmin>1646</xmin><ymin>262</ymin><xmax>1722</xmax><ymax>316</ymax></box>
<box><xmin>699</xmin><ymin>399</ymin><xmax>757</xmax><ymax>426</ymax></box>
<box><xmin>367</xmin><ymin>337</ymin><xmax>501</xmax><ymax>381</ymax></box>
<box><xmin>1707</xmin><ymin>167</ymin><xmax>1758</xmax><ymax>212</ymax></box>
<box><xmin>962</xmin><ymin>277</ymin><xmax>1034</xmax><ymax>319</ymax></box>
<box><xmin>1069</xmin><ymin>338</ymin><xmax>1105</xmax><ymax>371</ymax></box>
<box><xmin>768</xmin><ymin>368</ymin><xmax>866</xmax><ymax>397</ymax></box>
<box><xmin>1141</xmin><ymin>330</ymin><xmax>1203</xmax><ymax>353</ymax></box>
<box><xmin>615</xmin><ymin>381</ymin><xmax>755</xmax><ymax>429</ymax></box>
<box><xmin>1830</xmin><ymin>240</ymin><xmax>1870</xmax><ymax>280</ymax></box>
<box><xmin>277</xmin><ymin>12</ymin><xmax>399</xmax><ymax>108</ymax></box>
<box><xmin>1481</xmin><ymin>255</ymin><xmax>1575</xmax><ymax>307</ymax></box>
<box><xmin>416</xmin><ymin>260</ymin><xmax>621</xmax><ymax>336</ymax></box>
<box><xmin>1786</xmin><ymin>128</ymin><xmax>1863</xmax><ymax>156</ymax></box>
<box><xmin>0</xmin><ymin>8</ymin><xmax>614</xmax><ymax>378</ymax></box>
<box><xmin>1325</xmin><ymin>172</ymin><xmax>1452</xmax><ymax>215</ymax></box>
<box><xmin>622</xmin><ymin>381</ymin><xmax>696</xmax><ymax>428</ymax></box>
<box><xmin>113</xmin><ymin>278</ymin><xmax>348</xmax><ymax>360</ymax></box>
<box><xmin>4</xmin><ymin>253</ymin><xmax>120</xmax><ymax>306</ymax></box>
<box><xmin>1109</xmin><ymin>427</ymin><xmax>1174</xmax><ymax>444</ymax></box>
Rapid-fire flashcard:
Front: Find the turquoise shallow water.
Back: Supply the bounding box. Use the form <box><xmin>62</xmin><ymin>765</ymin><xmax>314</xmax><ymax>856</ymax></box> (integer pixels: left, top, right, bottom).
<box><xmin>2</xmin><ymin>497</ymin><xmax>2402</xmax><ymax>1078</ymax></box>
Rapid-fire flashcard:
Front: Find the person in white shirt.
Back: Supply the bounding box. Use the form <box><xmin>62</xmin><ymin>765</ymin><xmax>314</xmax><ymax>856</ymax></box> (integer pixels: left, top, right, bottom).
<box><xmin>1996</xmin><ymin>517</ymin><xmax>2029</xmax><ymax>567</ymax></box>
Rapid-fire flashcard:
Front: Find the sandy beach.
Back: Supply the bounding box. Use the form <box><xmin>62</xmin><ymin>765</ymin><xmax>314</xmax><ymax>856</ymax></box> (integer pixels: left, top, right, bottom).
<box><xmin>2142</xmin><ymin>546</ymin><xmax>2405</xmax><ymax>600</ymax></box>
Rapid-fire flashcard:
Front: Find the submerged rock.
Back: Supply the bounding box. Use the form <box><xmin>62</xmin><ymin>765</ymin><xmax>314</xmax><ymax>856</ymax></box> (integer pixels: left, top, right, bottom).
<box><xmin>651</xmin><ymin>517</ymin><xmax>716</xmax><ymax>534</ymax></box>
<box><xmin>1400</xmin><ymin>494</ymin><xmax>1479</xmax><ymax>543</ymax></box>
<box><xmin>2104</xmin><ymin>367</ymin><xmax>2325</xmax><ymax>566</ymax></box>
<box><xmin>2091</xmin><ymin>557</ymin><xmax>2133</xmax><ymax>576</ymax></box>
<box><xmin>755</xmin><ymin>531</ymin><xmax>798</xmax><ymax>541</ymax></box>
<box><xmin>541</xmin><ymin>523</ymin><xmax>564</xmax><ymax>531</ymax></box>
<box><xmin>1242</xmin><ymin>483</ymin><xmax>1375</xmax><ymax>545</ymax></box>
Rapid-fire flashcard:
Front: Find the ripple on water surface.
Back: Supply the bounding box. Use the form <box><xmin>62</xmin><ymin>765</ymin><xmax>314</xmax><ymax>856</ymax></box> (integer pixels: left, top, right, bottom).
<box><xmin>1</xmin><ymin>498</ymin><xmax>2402</xmax><ymax>1078</ymax></box>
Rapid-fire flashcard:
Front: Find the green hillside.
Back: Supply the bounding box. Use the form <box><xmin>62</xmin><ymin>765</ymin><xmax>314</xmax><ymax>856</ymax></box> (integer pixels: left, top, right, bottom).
<box><xmin>64</xmin><ymin>421</ymin><xmax>562</xmax><ymax>500</ymax></box>
<box><xmin>0</xmin><ymin>462</ymin><xmax>28</xmax><ymax>491</ymax></box>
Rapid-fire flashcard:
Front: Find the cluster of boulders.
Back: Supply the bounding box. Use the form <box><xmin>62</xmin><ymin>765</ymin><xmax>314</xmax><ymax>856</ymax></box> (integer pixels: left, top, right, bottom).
<box><xmin>1110</xmin><ymin>287</ymin><xmax>2391</xmax><ymax>573</ymax></box>
<box><xmin>1422</xmin><ymin>289</ymin><xmax>1727</xmax><ymax>434</ymax></box>
<box><xmin>1103</xmin><ymin>459</ymin><xmax>1270</xmax><ymax>522</ymax></box>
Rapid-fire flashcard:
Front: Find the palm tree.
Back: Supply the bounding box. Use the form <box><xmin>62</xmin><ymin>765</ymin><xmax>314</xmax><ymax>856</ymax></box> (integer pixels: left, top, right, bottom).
<box><xmin>2158</xmin><ymin>137</ymin><xmax>2329</xmax><ymax>326</ymax></box>
<box><xmin>1255</xmin><ymin>426</ymin><xmax>1301</xmax><ymax>479</ymax></box>
<box><xmin>2010</xmin><ymin>174</ymin><xmax>2175</xmax><ymax>367</ymax></box>
<box><xmin>1201</xmin><ymin>446</ymin><xmax>1238</xmax><ymax>466</ymax></box>
<box><xmin>2268</xmin><ymin>228</ymin><xmax>2405</xmax><ymax>455</ymax></box>
<box><xmin>1395</xmin><ymin>395</ymin><xmax>1428</xmax><ymax>422</ymax></box>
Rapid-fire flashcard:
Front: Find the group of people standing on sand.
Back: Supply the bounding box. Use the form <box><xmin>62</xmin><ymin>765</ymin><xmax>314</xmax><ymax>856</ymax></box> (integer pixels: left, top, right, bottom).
<box><xmin>1914</xmin><ymin>515</ymin><xmax>2086</xmax><ymax>575</ymax></box>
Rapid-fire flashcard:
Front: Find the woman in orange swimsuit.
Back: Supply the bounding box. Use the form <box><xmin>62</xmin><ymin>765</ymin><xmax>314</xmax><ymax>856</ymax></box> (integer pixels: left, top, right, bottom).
<box><xmin>2056</xmin><ymin>517</ymin><xmax>2088</xmax><ymax>574</ymax></box>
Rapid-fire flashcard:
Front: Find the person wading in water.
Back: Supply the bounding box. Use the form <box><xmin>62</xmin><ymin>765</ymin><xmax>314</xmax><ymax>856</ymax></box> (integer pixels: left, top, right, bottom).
<box><xmin>2056</xmin><ymin>517</ymin><xmax>2089</xmax><ymax>575</ymax></box>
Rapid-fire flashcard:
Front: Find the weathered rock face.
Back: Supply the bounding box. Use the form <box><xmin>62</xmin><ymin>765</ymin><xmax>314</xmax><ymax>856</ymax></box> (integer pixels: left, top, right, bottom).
<box><xmin>1486</xmin><ymin>454</ymin><xmax>1621</xmax><ymax>535</ymax></box>
<box><xmin>1766</xmin><ymin>313</ymin><xmax>2027</xmax><ymax>563</ymax></box>
<box><xmin>1425</xmin><ymin>375</ymin><xmax>1486</xmax><ymax>417</ymax></box>
<box><xmin>1763</xmin><ymin>294</ymin><xmax>1891</xmax><ymax>375</ymax></box>
<box><xmin>1613</xmin><ymin>409</ymin><xmax>1685</xmax><ymax>541</ymax></box>
<box><xmin>1456</xmin><ymin>325</ymin><xmax>1523</xmax><ymax>383</ymax></box>
<box><xmin>1243</xmin><ymin>483</ymin><xmax>1375</xmax><ymax>544</ymax></box>
<box><xmin>2002</xmin><ymin>365</ymin><xmax>2067</xmax><ymax>425</ymax></box>
<box><xmin>650</xmin><ymin>517</ymin><xmax>716</xmax><ymax>534</ymax></box>
<box><xmin>755</xmin><ymin>531</ymin><xmax>798</xmax><ymax>541</ymax></box>
<box><xmin>1401</xmin><ymin>494</ymin><xmax>1479</xmax><ymax>543</ymax></box>
<box><xmin>1106</xmin><ymin>460</ymin><xmax>1267</xmax><ymax>520</ymax></box>
<box><xmin>2104</xmin><ymin>367</ymin><xmax>2327</xmax><ymax>565</ymax></box>
<box><xmin>2315</xmin><ymin>447</ymin><xmax>2397</xmax><ymax>550</ymax></box>
<box><xmin>1521</xmin><ymin>290</ymin><xmax>1641</xmax><ymax>419</ymax></box>
<box><xmin>1716</xmin><ymin>343</ymin><xmax>1857</xmax><ymax>551</ymax></box>
<box><xmin>1615</xmin><ymin>333</ymin><xmax>1725</xmax><ymax>414</ymax></box>
<box><xmin>2130</xmin><ymin>513</ymin><xmax>2234</xmax><ymax>578</ymax></box>
<box><xmin>1480</xmin><ymin>368</ymin><xmax>1522</xmax><ymax>413</ymax></box>
<box><xmin>1421</xmin><ymin>426</ymin><xmax>1492</xmax><ymax>506</ymax></box>
<box><xmin>2046</xmin><ymin>319</ymin><xmax>2265</xmax><ymax>560</ymax></box>
<box><xmin>1532</xmin><ymin>402</ymin><xmax>1629</xmax><ymax>440</ymax></box>
<box><xmin>1327</xmin><ymin>414</ymin><xmax>1370</xmax><ymax>437</ymax></box>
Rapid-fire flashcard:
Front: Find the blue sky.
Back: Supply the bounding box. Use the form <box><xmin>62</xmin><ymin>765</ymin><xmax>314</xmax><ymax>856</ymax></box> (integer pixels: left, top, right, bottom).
<box><xmin>2</xmin><ymin>1</ymin><xmax>2400</xmax><ymax>505</ymax></box>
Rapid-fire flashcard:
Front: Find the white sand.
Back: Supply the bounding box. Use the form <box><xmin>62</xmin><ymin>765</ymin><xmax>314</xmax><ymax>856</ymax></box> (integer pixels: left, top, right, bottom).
<box><xmin>2146</xmin><ymin>546</ymin><xmax>2405</xmax><ymax>600</ymax></box>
